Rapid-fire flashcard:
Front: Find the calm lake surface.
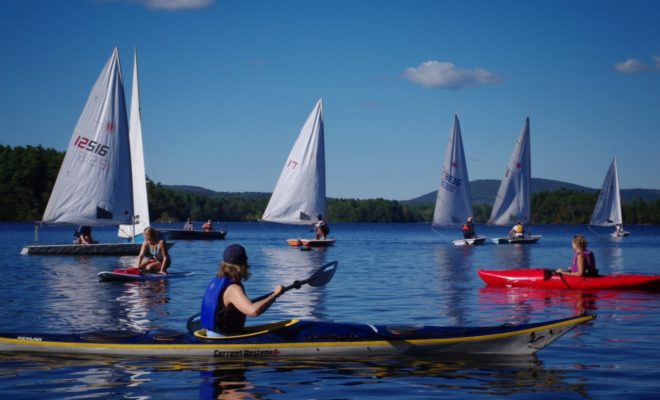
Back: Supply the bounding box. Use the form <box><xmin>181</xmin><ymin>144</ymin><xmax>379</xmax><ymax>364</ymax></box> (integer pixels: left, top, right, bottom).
<box><xmin>1</xmin><ymin>222</ymin><xmax>660</xmax><ymax>399</ymax></box>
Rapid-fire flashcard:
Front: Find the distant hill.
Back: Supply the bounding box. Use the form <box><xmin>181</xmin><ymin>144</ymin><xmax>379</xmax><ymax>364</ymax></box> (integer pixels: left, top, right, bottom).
<box><xmin>167</xmin><ymin>180</ymin><xmax>660</xmax><ymax>206</ymax></box>
<box><xmin>166</xmin><ymin>185</ymin><xmax>271</xmax><ymax>199</ymax></box>
<box><xmin>405</xmin><ymin>178</ymin><xmax>660</xmax><ymax>206</ymax></box>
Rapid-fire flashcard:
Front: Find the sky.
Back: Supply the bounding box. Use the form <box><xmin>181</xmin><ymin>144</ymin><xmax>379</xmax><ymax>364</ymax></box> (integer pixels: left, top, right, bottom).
<box><xmin>1</xmin><ymin>0</ymin><xmax>659</xmax><ymax>200</ymax></box>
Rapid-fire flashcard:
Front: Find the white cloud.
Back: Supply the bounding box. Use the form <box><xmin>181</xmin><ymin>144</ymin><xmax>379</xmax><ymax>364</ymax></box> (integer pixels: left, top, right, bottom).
<box><xmin>403</xmin><ymin>61</ymin><xmax>500</xmax><ymax>89</ymax></box>
<box><xmin>614</xmin><ymin>58</ymin><xmax>651</xmax><ymax>74</ymax></box>
<box><xmin>653</xmin><ymin>55</ymin><xmax>660</xmax><ymax>70</ymax></box>
<box><xmin>130</xmin><ymin>0</ymin><xmax>215</xmax><ymax>11</ymax></box>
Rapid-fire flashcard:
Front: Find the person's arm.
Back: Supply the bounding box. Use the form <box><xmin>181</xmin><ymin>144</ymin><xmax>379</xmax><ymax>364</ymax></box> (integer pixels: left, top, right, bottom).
<box><xmin>136</xmin><ymin>242</ymin><xmax>147</xmax><ymax>268</ymax></box>
<box><xmin>157</xmin><ymin>240</ymin><xmax>169</xmax><ymax>274</ymax></box>
<box><xmin>558</xmin><ymin>254</ymin><xmax>585</xmax><ymax>276</ymax></box>
<box><xmin>224</xmin><ymin>284</ymin><xmax>284</xmax><ymax>317</ymax></box>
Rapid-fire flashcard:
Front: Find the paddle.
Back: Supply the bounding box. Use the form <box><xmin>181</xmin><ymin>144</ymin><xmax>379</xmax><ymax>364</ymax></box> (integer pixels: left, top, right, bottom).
<box><xmin>544</xmin><ymin>269</ymin><xmax>572</xmax><ymax>289</ymax></box>
<box><xmin>186</xmin><ymin>260</ymin><xmax>338</xmax><ymax>333</ymax></box>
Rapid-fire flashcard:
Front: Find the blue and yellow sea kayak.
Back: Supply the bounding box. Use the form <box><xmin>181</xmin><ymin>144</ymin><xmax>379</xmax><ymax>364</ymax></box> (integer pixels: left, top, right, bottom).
<box><xmin>0</xmin><ymin>314</ymin><xmax>594</xmax><ymax>358</ymax></box>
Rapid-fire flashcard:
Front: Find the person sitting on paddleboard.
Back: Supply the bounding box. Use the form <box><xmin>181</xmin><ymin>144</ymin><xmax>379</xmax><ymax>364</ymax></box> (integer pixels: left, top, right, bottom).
<box><xmin>462</xmin><ymin>216</ymin><xmax>476</xmax><ymax>239</ymax></box>
<box><xmin>509</xmin><ymin>222</ymin><xmax>525</xmax><ymax>239</ymax></box>
<box><xmin>73</xmin><ymin>225</ymin><xmax>97</xmax><ymax>244</ymax></box>
<box><xmin>314</xmin><ymin>214</ymin><xmax>330</xmax><ymax>240</ymax></box>
<box><xmin>200</xmin><ymin>244</ymin><xmax>284</xmax><ymax>337</ymax></box>
<box><xmin>556</xmin><ymin>234</ymin><xmax>598</xmax><ymax>277</ymax></box>
<box><xmin>137</xmin><ymin>227</ymin><xmax>171</xmax><ymax>274</ymax></box>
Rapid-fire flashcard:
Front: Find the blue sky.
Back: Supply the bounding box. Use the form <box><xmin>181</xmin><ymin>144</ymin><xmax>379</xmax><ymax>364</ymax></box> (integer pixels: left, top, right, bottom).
<box><xmin>1</xmin><ymin>0</ymin><xmax>659</xmax><ymax>200</ymax></box>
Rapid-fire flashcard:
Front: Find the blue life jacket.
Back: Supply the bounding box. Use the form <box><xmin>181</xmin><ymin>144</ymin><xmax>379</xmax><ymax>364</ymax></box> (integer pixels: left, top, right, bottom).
<box><xmin>200</xmin><ymin>276</ymin><xmax>246</xmax><ymax>334</ymax></box>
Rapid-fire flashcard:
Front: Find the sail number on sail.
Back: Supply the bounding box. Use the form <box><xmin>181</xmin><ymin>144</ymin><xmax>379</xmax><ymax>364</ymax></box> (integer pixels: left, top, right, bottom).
<box><xmin>74</xmin><ymin>136</ymin><xmax>110</xmax><ymax>157</ymax></box>
<box><xmin>440</xmin><ymin>167</ymin><xmax>463</xmax><ymax>193</ymax></box>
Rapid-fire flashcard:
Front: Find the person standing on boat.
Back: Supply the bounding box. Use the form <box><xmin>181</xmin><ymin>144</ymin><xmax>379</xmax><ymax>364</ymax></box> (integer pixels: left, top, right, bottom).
<box><xmin>183</xmin><ymin>218</ymin><xmax>194</xmax><ymax>231</ymax></box>
<box><xmin>314</xmin><ymin>214</ymin><xmax>330</xmax><ymax>240</ymax></box>
<box><xmin>202</xmin><ymin>219</ymin><xmax>214</xmax><ymax>232</ymax></box>
<box><xmin>556</xmin><ymin>234</ymin><xmax>598</xmax><ymax>277</ymax></box>
<box><xmin>73</xmin><ymin>225</ymin><xmax>96</xmax><ymax>244</ymax></box>
<box><xmin>509</xmin><ymin>222</ymin><xmax>525</xmax><ymax>238</ymax></box>
<box><xmin>615</xmin><ymin>224</ymin><xmax>624</xmax><ymax>236</ymax></box>
<box><xmin>462</xmin><ymin>217</ymin><xmax>476</xmax><ymax>239</ymax></box>
<box><xmin>137</xmin><ymin>227</ymin><xmax>171</xmax><ymax>274</ymax></box>
<box><xmin>201</xmin><ymin>244</ymin><xmax>284</xmax><ymax>336</ymax></box>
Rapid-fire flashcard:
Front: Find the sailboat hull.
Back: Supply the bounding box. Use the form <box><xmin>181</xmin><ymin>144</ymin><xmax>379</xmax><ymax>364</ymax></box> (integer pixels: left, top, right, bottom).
<box><xmin>21</xmin><ymin>242</ymin><xmax>174</xmax><ymax>256</ymax></box>
<box><xmin>491</xmin><ymin>235</ymin><xmax>541</xmax><ymax>244</ymax></box>
<box><xmin>452</xmin><ymin>237</ymin><xmax>487</xmax><ymax>246</ymax></box>
<box><xmin>287</xmin><ymin>238</ymin><xmax>336</xmax><ymax>247</ymax></box>
<box><xmin>161</xmin><ymin>230</ymin><xmax>227</xmax><ymax>240</ymax></box>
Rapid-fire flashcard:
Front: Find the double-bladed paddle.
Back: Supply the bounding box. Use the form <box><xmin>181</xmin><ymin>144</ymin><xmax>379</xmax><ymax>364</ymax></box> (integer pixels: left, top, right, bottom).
<box><xmin>186</xmin><ymin>260</ymin><xmax>338</xmax><ymax>333</ymax></box>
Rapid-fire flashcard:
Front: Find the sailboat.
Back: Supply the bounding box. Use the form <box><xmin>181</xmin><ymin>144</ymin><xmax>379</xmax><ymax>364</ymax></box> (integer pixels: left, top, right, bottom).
<box><xmin>262</xmin><ymin>99</ymin><xmax>334</xmax><ymax>247</ymax></box>
<box><xmin>590</xmin><ymin>158</ymin><xmax>629</xmax><ymax>237</ymax></box>
<box><xmin>21</xmin><ymin>49</ymin><xmax>171</xmax><ymax>255</ymax></box>
<box><xmin>432</xmin><ymin>115</ymin><xmax>485</xmax><ymax>246</ymax></box>
<box><xmin>488</xmin><ymin>117</ymin><xmax>541</xmax><ymax>244</ymax></box>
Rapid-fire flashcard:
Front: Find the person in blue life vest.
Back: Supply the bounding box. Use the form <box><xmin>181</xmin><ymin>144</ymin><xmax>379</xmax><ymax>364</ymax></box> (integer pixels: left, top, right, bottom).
<box><xmin>555</xmin><ymin>234</ymin><xmax>598</xmax><ymax>277</ymax></box>
<box><xmin>200</xmin><ymin>244</ymin><xmax>284</xmax><ymax>337</ymax></box>
<box><xmin>136</xmin><ymin>227</ymin><xmax>171</xmax><ymax>274</ymax></box>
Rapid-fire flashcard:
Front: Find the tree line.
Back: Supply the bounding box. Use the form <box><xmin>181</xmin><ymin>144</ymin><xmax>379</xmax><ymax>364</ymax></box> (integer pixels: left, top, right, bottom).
<box><xmin>2</xmin><ymin>144</ymin><xmax>660</xmax><ymax>224</ymax></box>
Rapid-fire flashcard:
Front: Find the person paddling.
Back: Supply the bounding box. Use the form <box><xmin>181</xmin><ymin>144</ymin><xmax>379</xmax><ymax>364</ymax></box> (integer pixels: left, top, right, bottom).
<box><xmin>200</xmin><ymin>244</ymin><xmax>284</xmax><ymax>337</ymax></box>
<box><xmin>556</xmin><ymin>234</ymin><xmax>598</xmax><ymax>277</ymax></box>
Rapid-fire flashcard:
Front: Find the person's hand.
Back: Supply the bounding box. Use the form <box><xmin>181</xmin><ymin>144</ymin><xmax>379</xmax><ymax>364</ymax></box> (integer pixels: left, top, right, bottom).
<box><xmin>273</xmin><ymin>285</ymin><xmax>284</xmax><ymax>297</ymax></box>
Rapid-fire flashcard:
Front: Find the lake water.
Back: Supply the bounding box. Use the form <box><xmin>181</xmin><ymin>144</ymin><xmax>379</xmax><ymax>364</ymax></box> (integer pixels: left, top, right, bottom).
<box><xmin>1</xmin><ymin>222</ymin><xmax>660</xmax><ymax>399</ymax></box>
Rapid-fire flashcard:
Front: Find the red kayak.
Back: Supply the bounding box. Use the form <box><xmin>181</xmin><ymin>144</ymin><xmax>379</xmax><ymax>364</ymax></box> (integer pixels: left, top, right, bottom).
<box><xmin>478</xmin><ymin>269</ymin><xmax>660</xmax><ymax>291</ymax></box>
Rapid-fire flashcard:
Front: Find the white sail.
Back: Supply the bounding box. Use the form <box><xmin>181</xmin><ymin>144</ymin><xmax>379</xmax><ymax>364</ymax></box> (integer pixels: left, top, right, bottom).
<box><xmin>118</xmin><ymin>49</ymin><xmax>150</xmax><ymax>240</ymax></box>
<box><xmin>590</xmin><ymin>158</ymin><xmax>623</xmax><ymax>226</ymax></box>
<box><xmin>488</xmin><ymin>117</ymin><xmax>531</xmax><ymax>226</ymax></box>
<box><xmin>42</xmin><ymin>48</ymin><xmax>133</xmax><ymax>226</ymax></box>
<box><xmin>262</xmin><ymin>99</ymin><xmax>326</xmax><ymax>225</ymax></box>
<box><xmin>432</xmin><ymin>115</ymin><xmax>474</xmax><ymax>226</ymax></box>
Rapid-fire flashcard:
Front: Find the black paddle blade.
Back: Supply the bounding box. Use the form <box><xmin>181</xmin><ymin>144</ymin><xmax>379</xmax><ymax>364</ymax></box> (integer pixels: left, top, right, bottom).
<box><xmin>306</xmin><ymin>261</ymin><xmax>338</xmax><ymax>287</ymax></box>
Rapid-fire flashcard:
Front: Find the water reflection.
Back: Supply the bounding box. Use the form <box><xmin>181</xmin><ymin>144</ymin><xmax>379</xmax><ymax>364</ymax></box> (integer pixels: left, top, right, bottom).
<box><xmin>602</xmin><ymin>245</ymin><xmax>625</xmax><ymax>273</ymax></box>
<box><xmin>477</xmin><ymin>285</ymin><xmax>660</xmax><ymax>326</ymax></box>
<box><xmin>259</xmin><ymin>246</ymin><xmax>329</xmax><ymax>320</ymax></box>
<box><xmin>30</xmin><ymin>256</ymin><xmax>112</xmax><ymax>331</ymax></box>
<box><xmin>492</xmin><ymin>243</ymin><xmax>532</xmax><ymax>269</ymax></box>
<box><xmin>114</xmin><ymin>280</ymin><xmax>172</xmax><ymax>331</ymax></box>
<box><xmin>431</xmin><ymin>245</ymin><xmax>474</xmax><ymax>325</ymax></box>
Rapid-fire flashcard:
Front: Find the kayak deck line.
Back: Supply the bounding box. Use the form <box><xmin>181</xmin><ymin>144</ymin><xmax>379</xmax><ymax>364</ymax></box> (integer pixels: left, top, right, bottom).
<box><xmin>194</xmin><ymin>320</ymin><xmax>301</xmax><ymax>340</ymax></box>
<box><xmin>0</xmin><ymin>315</ymin><xmax>595</xmax><ymax>357</ymax></box>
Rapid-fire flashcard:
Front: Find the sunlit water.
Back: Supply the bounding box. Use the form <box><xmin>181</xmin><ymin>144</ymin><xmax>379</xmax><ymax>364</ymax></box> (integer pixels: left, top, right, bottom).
<box><xmin>1</xmin><ymin>222</ymin><xmax>660</xmax><ymax>399</ymax></box>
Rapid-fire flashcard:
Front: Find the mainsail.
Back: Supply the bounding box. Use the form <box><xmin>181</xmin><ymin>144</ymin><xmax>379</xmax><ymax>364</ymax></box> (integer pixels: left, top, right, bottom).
<box><xmin>42</xmin><ymin>48</ymin><xmax>133</xmax><ymax>226</ymax></box>
<box><xmin>432</xmin><ymin>115</ymin><xmax>474</xmax><ymax>226</ymax></box>
<box><xmin>590</xmin><ymin>158</ymin><xmax>623</xmax><ymax>226</ymax></box>
<box><xmin>262</xmin><ymin>99</ymin><xmax>326</xmax><ymax>225</ymax></box>
<box><xmin>488</xmin><ymin>117</ymin><xmax>531</xmax><ymax>226</ymax></box>
<box><xmin>118</xmin><ymin>49</ymin><xmax>150</xmax><ymax>240</ymax></box>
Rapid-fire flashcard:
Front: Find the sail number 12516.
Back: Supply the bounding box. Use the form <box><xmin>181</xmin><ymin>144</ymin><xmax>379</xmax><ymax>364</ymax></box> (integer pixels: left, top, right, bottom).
<box><xmin>74</xmin><ymin>136</ymin><xmax>110</xmax><ymax>157</ymax></box>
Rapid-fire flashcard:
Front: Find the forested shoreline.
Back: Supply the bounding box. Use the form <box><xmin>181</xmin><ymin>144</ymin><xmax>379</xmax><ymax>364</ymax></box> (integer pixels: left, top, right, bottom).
<box><xmin>2</xmin><ymin>144</ymin><xmax>660</xmax><ymax>224</ymax></box>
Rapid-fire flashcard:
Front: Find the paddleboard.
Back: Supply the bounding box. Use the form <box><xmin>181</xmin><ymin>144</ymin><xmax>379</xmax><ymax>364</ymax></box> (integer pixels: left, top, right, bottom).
<box><xmin>98</xmin><ymin>270</ymin><xmax>192</xmax><ymax>282</ymax></box>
